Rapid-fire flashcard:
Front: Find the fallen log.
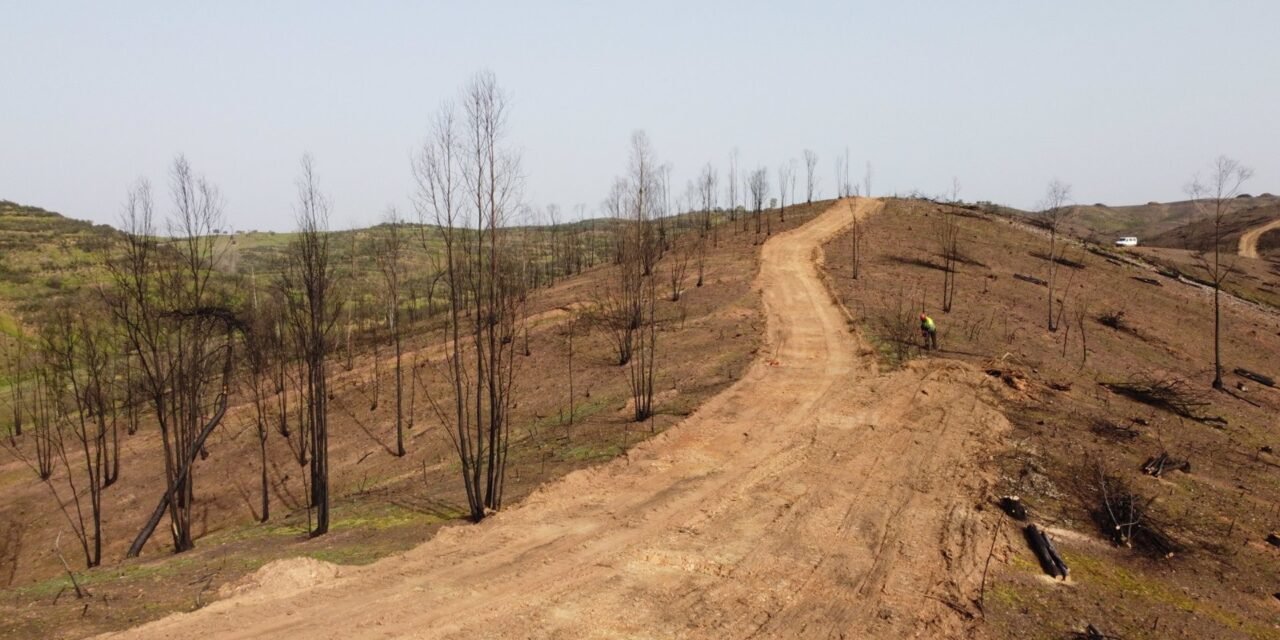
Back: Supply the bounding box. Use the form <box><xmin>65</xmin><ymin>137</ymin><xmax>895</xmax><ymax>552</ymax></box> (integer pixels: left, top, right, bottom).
<box><xmin>1014</xmin><ymin>273</ymin><xmax>1048</xmax><ymax>286</ymax></box>
<box><xmin>126</xmin><ymin>393</ymin><xmax>228</xmax><ymax>558</ymax></box>
<box><xmin>1024</xmin><ymin>524</ymin><xmax>1069</xmax><ymax>579</ymax></box>
<box><xmin>1235</xmin><ymin>368</ymin><xmax>1276</xmax><ymax>388</ymax></box>
<box><xmin>1042</xmin><ymin>527</ymin><xmax>1069</xmax><ymax>579</ymax></box>
<box><xmin>1132</xmin><ymin>276</ymin><xmax>1163</xmax><ymax>287</ymax></box>
<box><xmin>1265</xmin><ymin>533</ymin><xmax>1280</xmax><ymax>548</ymax></box>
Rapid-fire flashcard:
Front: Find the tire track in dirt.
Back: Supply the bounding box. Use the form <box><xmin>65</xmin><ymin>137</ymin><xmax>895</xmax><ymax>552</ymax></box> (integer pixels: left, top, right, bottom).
<box><xmin>1238</xmin><ymin>216</ymin><xmax>1280</xmax><ymax>258</ymax></box>
<box><xmin>105</xmin><ymin>199</ymin><xmax>1011</xmax><ymax>639</ymax></box>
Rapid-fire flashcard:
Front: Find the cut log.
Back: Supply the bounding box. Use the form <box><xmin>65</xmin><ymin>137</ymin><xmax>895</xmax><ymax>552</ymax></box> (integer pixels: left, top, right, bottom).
<box><xmin>1014</xmin><ymin>273</ymin><xmax>1048</xmax><ymax>286</ymax></box>
<box><xmin>1000</xmin><ymin>495</ymin><xmax>1027</xmax><ymax>521</ymax></box>
<box><xmin>1041</xmin><ymin>527</ymin><xmax>1069</xmax><ymax>579</ymax></box>
<box><xmin>1024</xmin><ymin>524</ymin><xmax>1069</xmax><ymax>579</ymax></box>
<box><xmin>1235</xmin><ymin>368</ymin><xmax>1276</xmax><ymax>388</ymax></box>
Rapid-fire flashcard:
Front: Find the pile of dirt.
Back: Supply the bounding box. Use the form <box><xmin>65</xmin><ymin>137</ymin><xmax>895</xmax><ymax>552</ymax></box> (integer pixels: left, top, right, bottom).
<box><xmin>217</xmin><ymin>557</ymin><xmax>341</xmax><ymax>602</ymax></box>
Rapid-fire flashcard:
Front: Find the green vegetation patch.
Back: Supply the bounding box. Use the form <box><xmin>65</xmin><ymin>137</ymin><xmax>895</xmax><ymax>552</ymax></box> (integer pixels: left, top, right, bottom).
<box><xmin>7</xmin><ymin>554</ymin><xmax>201</xmax><ymax>599</ymax></box>
<box><xmin>560</xmin><ymin>441</ymin><xmax>624</xmax><ymax>462</ymax></box>
<box><xmin>1063</xmin><ymin>550</ymin><xmax>1276</xmax><ymax>638</ymax></box>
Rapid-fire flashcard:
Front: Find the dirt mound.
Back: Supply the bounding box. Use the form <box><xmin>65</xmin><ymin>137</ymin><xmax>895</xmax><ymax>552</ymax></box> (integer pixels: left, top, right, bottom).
<box><xmin>217</xmin><ymin>557</ymin><xmax>342</xmax><ymax>601</ymax></box>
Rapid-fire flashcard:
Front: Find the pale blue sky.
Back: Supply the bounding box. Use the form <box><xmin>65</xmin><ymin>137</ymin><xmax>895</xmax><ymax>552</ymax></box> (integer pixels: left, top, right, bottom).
<box><xmin>2</xmin><ymin>1</ymin><xmax>1277</xmax><ymax>231</ymax></box>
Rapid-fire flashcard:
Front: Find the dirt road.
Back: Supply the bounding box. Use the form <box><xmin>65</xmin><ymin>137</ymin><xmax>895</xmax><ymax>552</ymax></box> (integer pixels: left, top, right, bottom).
<box><xmin>107</xmin><ymin>199</ymin><xmax>1010</xmax><ymax>639</ymax></box>
<box><xmin>1238</xmin><ymin>216</ymin><xmax>1280</xmax><ymax>258</ymax></box>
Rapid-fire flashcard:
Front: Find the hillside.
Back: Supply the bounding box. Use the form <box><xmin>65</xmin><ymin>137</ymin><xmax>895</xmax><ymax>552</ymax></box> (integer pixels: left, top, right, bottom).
<box><xmin>0</xmin><ymin>201</ymin><xmax>118</xmax><ymax>335</ymax></box>
<box><xmin>1256</xmin><ymin>224</ymin><xmax>1280</xmax><ymax>258</ymax></box>
<box><xmin>0</xmin><ymin>200</ymin><xmax>631</xmax><ymax>337</ymax></box>
<box><xmin>71</xmin><ymin>199</ymin><xmax>1015</xmax><ymax>639</ymax></box>
<box><xmin>0</xmin><ymin>199</ymin><xmax>832</xmax><ymax>639</ymax></box>
<box><xmin>823</xmin><ymin>199</ymin><xmax>1280</xmax><ymax>638</ymax></box>
<box><xmin>1143</xmin><ymin>195</ymin><xmax>1280</xmax><ymax>252</ymax></box>
<box><xmin>996</xmin><ymin>195</ymin><xmax>1280</xmax><ymax>310</ymax></box>
<box><xmin>1047</xmin><ymin>194</ymin><xmax>1280</xmax><ymax>251</ymax></box>
<box><xmin>5</xmin><ymin>197</ymin><xmax>1279</xmax><ymax>639</ymax></box>
<box><xmin>1060</xmin><ymin>200</ymin><xmax>1199</xmax><ymax>242</ymax></box>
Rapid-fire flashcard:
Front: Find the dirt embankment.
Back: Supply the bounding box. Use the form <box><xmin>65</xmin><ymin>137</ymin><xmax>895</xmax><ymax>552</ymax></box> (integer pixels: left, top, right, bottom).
<box><xmin>104</xmin><ymin>199</ymin><xmax>1011</xmax><ymax>640</ymax></box>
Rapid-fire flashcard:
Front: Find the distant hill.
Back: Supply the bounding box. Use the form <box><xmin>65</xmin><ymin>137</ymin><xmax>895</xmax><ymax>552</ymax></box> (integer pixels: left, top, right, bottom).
<box><xmin>0</xmin><ymin>201</ymin><xmax>119</xmax><ymax>335</ymax></box>
<box><xmin>1059</xmin><ymin>194</ymin><xmax>1280</xmax><ymax>251</ymax></box>
<box><xmin>0</xmin><ymin>199</ymin><xmax>629</xmax><ymax>338</ymax></box>
<box><xmin>1143</xmin><ymin>196</ymin><xmax>1280</xmax><ymax>252</ymax></box>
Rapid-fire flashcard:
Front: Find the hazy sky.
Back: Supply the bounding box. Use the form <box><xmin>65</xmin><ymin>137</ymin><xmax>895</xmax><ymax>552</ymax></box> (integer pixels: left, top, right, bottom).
<box><xmin>2</xmin><ymin>1</ymin><xmax>1277</xmax><ymax>231</ymax></box>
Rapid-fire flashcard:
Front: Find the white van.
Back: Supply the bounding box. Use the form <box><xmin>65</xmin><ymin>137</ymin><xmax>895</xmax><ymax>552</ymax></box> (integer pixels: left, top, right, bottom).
<box><xmin>1114</xmin><ymin>236</ymin><xmax>1138</xmax><ymax>247</ymax></box>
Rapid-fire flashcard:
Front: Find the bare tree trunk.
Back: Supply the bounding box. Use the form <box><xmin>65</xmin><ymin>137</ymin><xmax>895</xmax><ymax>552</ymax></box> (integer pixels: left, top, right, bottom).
<box><xmin>567</xmin><ymin>318</ymin><xmax>575</xmax><ymax>426</ymax></box>
<box><xmin>1186</xmin><ymin>156</ymin><xmax>1252</xmax><ymax>389</ymax></box>
<box><xmin>127</xmin><ymin>394</ymin><xmax>227</xmax><ymax>558</ymax></box>
<box><xmin>414</xmin><ymin>71</ymin><xmax>524</xmax><ymax>522</ymax></box>
<box><xmin>804</xmin><ymin>149</ymin><xmax>818</xmax><ymax>203</ymax></box>
<box><xmin>375</xmin><ymin>209</ymin><xmax>407</xmax><ymax>456</ymax></box>
<box><xmin>1037</xmin><ymin>180</ymin><xmax>1073</xmax><ymax>332</ymax></box>
<box><xmin>282</xmin><ymin>154</ymin><xmax>339</xmax><ymax>538</ymax></box>
<box><xmin>629</xmin><ymin>276</ymin><xmax>658</xmax><ymax>422</ymax></box>
<box><xmin>935</xmin><ymin>207</ymin><xmax>961</xmax><ymax>312</ymax></box>
<box><xmin>105</xmin><ymin>159</ymin><xmax>235</xmax><ymax>556</ymax></box>
<box><xmin>849</xmin><ymin>201</ymin><xmax>865</xmax><ymax>280</ymax></box>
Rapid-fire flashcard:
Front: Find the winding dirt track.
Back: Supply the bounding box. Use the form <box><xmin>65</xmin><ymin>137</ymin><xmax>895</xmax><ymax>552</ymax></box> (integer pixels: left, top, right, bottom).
<box><xmin>1238</xmin><ymin>216</ymin><xmax>1280</xmax><ymax>259</ymax></box>
<box><xmin>108</xmin><ymin>199</ymin><xmax>1009</xmax><ymax>640</ymax></box>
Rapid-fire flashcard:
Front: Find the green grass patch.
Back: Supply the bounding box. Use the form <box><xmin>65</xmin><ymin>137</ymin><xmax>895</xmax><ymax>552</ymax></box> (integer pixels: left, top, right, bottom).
<box><xmin>560</xmin><ymin>441</ymin><xmax>624</xmax><ymax>462</ymax></box>
<box><xmin>525</xmin><ymin>395</ymin><xmax>613</xmax><ymax>434</ymax></box>
<box><xmin>203</xmin><ymin>520</ymin><xmax>310</xmax><ymax>545</ymax></box>
<box><xmin>6</xmin><ymin>555</ymin><xmax>201</xmax><ymax>599</ymax></box>
<box><xmin>328</xmin><ymin>506</ymin><xmax>447</xmax><ymax>531</ymax></box>
<box><xmin>861</xmin><ymin>328</ymin><xmax>915</xmax><ymax>370</ymax></box>
<box><xmin>302</xmin><ymin>548</ymin><xmax>385</xmax><ymax>566</ymax></box>
<box><xmin>1063</xmin><ymin>550</ymin><xmax>1276</xmax><ymax>638</ymax></box>
<box><xmin>0</xmin><ymin>312</ymin><xmax>21</xmax><ymax>337</ymax></box>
